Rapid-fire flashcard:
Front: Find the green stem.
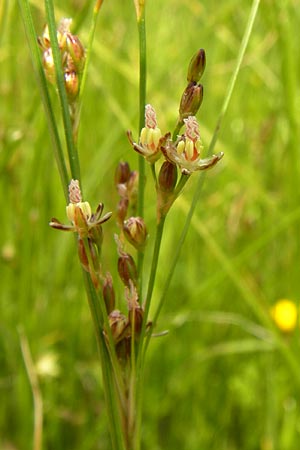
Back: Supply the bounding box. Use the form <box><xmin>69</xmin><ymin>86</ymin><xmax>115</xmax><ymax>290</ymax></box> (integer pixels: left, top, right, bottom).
<box><xmin>44</xmin><ymin>0</ymin><xmax>81</xmax><ymax>183</ymax></box>
<box><xmin>144</xmin><ymin>216</ymin><xmax>166</xmax><ymax>326</ymax></box>
<box><xmin>172</xmin><ymin>119</ymin><xmax>183</xmax><ymax>141</ymax></box>
<box><xmin>133</xmin><ymin>216</ymin><xmax>166</xmax><ymax>450</ymax></box>
<box><xmin>150</xmin><ymin>163</ymin><xmax>157</xmax><ymax>185</ymax></box>
<box><xmin>83</xmin><ymin>272</ymin><xmax>126</xmax><ymax>450</ymax></box>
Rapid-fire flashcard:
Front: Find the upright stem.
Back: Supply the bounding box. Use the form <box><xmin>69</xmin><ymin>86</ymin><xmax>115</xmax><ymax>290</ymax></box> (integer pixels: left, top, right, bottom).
<box><xmin>133</xmin><ymin>215</ymin><xmax>166</xmax><ymax>450</ymax></box>
<box><xmin>137</xmin><ymin>8</ymin><xmax>147</xmax><ymax>292</ymax></box>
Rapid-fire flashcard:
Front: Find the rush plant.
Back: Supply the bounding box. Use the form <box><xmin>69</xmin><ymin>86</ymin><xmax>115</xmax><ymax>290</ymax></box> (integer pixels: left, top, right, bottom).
<box><xmin>18</xmin><ymin>0</ymin><xmax>263</xmax><ymax>448</ymax></box>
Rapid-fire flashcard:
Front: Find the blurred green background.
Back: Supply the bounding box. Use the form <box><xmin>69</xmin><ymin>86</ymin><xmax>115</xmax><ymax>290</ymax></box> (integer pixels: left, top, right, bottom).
<box><xmin>2</xmin><ymin>0</ymin><xmax>300</xmax><ymax>449</ymax></box>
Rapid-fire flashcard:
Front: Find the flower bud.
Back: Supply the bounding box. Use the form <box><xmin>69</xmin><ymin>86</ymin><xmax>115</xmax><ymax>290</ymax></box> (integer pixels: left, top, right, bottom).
<box><xmin>102</xmin><ymin>272</ymin><xmax>115</xmax><ymax>313</ymax></box>
<box><xmin>187</xmin><ymin>49</ymin><xmax>206</xmax><ymax>83</ymax></box>
<box><xmin>179</xmin><ymin>83</ymin><xmax>203</xmax><ymax>120</ymax></box>
<box><xmin>65</xmin><ymin>33</ymin><xmax>85</xmax><ymax>72</ymax></box>
<box><xmin>108</xmin><ymin>310</ymin><xmax>129</xmax><ymax>343</ymax></box>
<box><xmin>42</xmin><ymin>48</ymin><xmax>55</xmax><ymax>84</ymax></box>
<box><xmin>115</xmin><ymin>161</ymin><xmax>131</xmax><ymax>186</ymax></box>
<box><xmin>64</xmin><ymin>71</ymin><xmax>79</xmax><ymax>100</ymax></box>
<box><xmin>123</xmin><ymin>217</ymin><xmax>148</xmax><ymax>250</ymax></box>
<box><xmin>118</xmin><ymin>253</ymin><xmax>138</xmax><ymax>287</ymax></box>
<box><xmin>158</xmin><ymin>161</ymin><xmax>178</xmax><ymax>193</ymax></box>
<box><xmin>129</xmin><ymin>305</ymin><xmax>144</xmax><ymax>337</ymax></box>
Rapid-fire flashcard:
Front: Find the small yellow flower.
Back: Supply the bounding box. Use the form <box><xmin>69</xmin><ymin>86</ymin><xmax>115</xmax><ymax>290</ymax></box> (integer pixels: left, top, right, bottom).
<box><xmin>160</xmin><ymin>116</ymin><xmax>223</xmax><ymax>175</ymax></box>
<box><xmin>271</xmin><ymin>299</ymin><xmax>298</xmax><ymax>333</ymax></box>
<box><xmin>127</xmin><ymin>104</ymin><xmax>162</xmax><ymax>163</ymax></box>
<box><xmin>50</xmin><ymin>180</ymin><xmax>111</xmax><ymax>241</ymax></box>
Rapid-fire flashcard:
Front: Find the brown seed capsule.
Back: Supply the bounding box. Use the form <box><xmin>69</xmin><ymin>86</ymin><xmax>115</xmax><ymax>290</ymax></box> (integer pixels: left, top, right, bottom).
<box><xmin>115</xmin><ymin>161</ymin><xmax>131</xmax><ymax>186</ymax></box>
<box><xmin>102</xmin><ymin>272</ymin><xmax>115</xmax><ymax>313</ymax></box>
<box><xmin>118</xmin><ymin>253</ymin><xmax>138</xmax><ymax>287</ymax></box>
<box><xmin>129</xmin><ymin>305</ymin><xmax>144</xmax><ymax>337</ymax></box>
<box><xmin>123</xmin><ymin>217</ymin><xmax>148</xmax><ymax>250</ymax></box>
<box><xmin>109</xmin><ymin>310</ymin><xmax>129</xmax><ymax>343</ymax></box>
<box><xmin>179</xmin><ymin>83</ymin><xmax>203</xmax><ymax>120</ymax></box>
<box><xmin>158</xmin><ymin>161</ymin><xmax>178</xmax><ymax>193</ymax></box>
<box><xmin>187</xmin><ymin>49</ymin><xmax>206</xmax><ymax>83</ymax></box>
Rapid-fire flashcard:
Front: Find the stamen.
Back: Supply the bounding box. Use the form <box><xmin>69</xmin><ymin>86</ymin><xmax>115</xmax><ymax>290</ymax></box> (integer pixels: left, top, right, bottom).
<box><xmin>184</xmin><ymin>116</ymin><xmax>200</xmax><ymax>142</ymax></box>
<box><xmin>68</xmin><ymin>179</ymin><xmax>82</xmax><ymax>203</ymax></box>
<box><xmin>145</xmin><ymin>104</ymin><xmax>157</xmax><ymax>129</ymax></box>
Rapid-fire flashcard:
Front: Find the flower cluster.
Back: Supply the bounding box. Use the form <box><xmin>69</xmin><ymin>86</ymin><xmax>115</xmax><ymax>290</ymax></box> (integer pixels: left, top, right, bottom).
<box><xmin>38</xmin><ymin>18</ymin><xmax>85</xmax><ymax>101</ymax></box>
<box><xmin>128</xmin><ymin>49</ymin><xmax>223</xmax><ymax>176</ymax></box>
<box><xmin>49</xmin><ymin>179</ymin><xmax>150</xmax><ymax>362</ymax></box>
<box><xmin>128</xmin><ymin>109</ymin><xmax>223</xmax><ymax>175</ymax></box>
<box><xmin>50</xmin><ymin>180</ymin><xmax>111</xmax><ymax>288</ymax></box>
<box><xmin>114</xmin><ymin>162</ymin><xmax>148</xmax><ymax>250</ymax></box>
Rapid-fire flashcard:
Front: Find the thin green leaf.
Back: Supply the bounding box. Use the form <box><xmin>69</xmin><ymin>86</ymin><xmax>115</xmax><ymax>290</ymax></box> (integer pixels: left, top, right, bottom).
<box><xmin>18</xmin><ymin>0</ymin><xmax>69</xmax><ymax>200</ymax></box>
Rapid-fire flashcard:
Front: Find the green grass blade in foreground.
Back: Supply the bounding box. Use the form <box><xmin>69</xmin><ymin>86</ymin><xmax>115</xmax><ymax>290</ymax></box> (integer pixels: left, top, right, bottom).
<box><xmin>151</xmin><ymin>0</ymin><xmax>261</xmax><ymax>332</ymax></box>
<box><xmin>136</xmin><ymin>8</ymin><xmax>147</xmax><ymax>293</ymax></box>
<box><xmin>44</xmin><ymin>0</ymin><xmax>81</xmax><ymax>183</ymax></box>
<box><xmin>18</xmin><ymin>0</ymin><xmax>69</xmax><ymax>200</ymax></box>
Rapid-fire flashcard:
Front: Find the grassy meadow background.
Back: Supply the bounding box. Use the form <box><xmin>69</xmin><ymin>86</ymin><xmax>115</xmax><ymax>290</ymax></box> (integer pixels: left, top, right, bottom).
<box><xmin>2</xmin><ymin>0</ymin><xmax>300</xmax><ymax>448</ymax></box>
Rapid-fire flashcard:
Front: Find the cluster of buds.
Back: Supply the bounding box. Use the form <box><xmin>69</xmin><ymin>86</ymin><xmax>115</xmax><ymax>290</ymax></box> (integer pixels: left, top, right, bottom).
<box><xmin>38</xmin><ymin>18</ymin><xmax>85</xmax><ymax>101</ymax></box>
<box><xmin>127</xmin><ymin>49</ymin><xmax>223</xmax><ymax>179</ymax></box>
<box><xmin>115</xmin><ymin>161</ymin><xmax>138</xmax><ymax>225</ymax></box>
<box><xmin>178</xmin><ymin>48</ymin><xmax>206</xmax><ymax>122</ymax></box>
<box><xmin>115</xmin><ymin>162</ymin><xmax>148</xmax><ymax>250</ymax></box>
<box><xmin>107</xmin><ymin>282</ymin><xmax>150</xmax><ymax>363</ymax></box>
<box><xmin>50</xmin><ymin>179</ymin><xmax>111</xmax><ymax>289</ymax></box>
